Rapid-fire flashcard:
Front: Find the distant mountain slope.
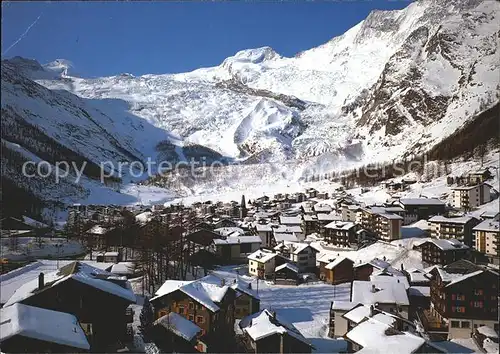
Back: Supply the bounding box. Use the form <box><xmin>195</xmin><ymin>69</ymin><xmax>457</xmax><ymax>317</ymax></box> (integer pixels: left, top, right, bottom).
<box><xmin>1</xmin><ymin>0</ymin><xmax>498</xmax><ymax>207</ymax></box>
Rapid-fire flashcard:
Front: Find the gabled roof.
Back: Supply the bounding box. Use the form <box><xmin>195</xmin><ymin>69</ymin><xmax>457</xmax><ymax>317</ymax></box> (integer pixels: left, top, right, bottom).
<box><xmin>154</xmin><ymin>312</ymin><xmax>202</xmax><ymax>342</ymax></box>
<box><xmin>248</xmin><ymin>249</ymin><xmax>279</xmax><ymax>263</ymax></box>
<box><xmin>419</xmin><ymin>238</ymin><xmax>469</xmax><ymax>251</ymax></box>
<box><xmin>325</xmin><ymin>256</ymin><xmax>353</xmax><ymax>270</ymax></box>
<box><xmin>275</xmin><ymin>263</ymin><xmax>299</xmax><ymax>273</ymax></box>
<box><xmin>240</xmin><ymin>309</ymin><xmax>312</xmax><ymax>347</ymax></box>
<box><xmin>4</xmin><ymin>262</ymin><xmax>136</xmax><ymax>307</ymax></box>
<box><xmin>429</xmin><ymin>215</ymin><xmax>476</xmax><ymax>224</ymax></box>
<box><xmin>279</xmin><ymin>216</ymin><xmax>302</xmax><ymax>225</ymax></box>
<box><xmin>0</xmin><ymin>303</ymin><xmax>90</xmax><ymax>350</ymax></box>
<box><xmin>151</xmin><ymin>277</ymin><xmax>232</xmax><ymax>313</ymax></box>
<box><xmin>345</xmin><ymin>315</ymin><xmax>425</xmax><ymax>353</ymax></box>
<box><xmin>351</xmin><ymin>280</ymin><xmax>409</xmax><ymax>306</ymax></box>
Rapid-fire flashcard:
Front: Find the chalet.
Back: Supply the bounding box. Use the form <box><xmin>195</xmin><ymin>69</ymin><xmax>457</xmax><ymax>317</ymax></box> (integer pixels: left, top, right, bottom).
<box><xmin>318</xmin><ymin>256</ymin><xmax>354</xmax><ymax>285</ymax></box>
<box><xmin>274</xmin><ymin>263</ymin><xmax>300</xmax><ymax>285</ymax></box>
<box><xmin>248</xmin><ymin>249</ymin><xmax>286</xmax><ymax>279</ymax></box>
<box><xmin>273</xmin><ymin>224</ymin><xmax>304</xmax><ymax>240</ymax></box>
<box><xmin>426</xmin><ymin>266</ymin><xmax>499</xmax><ymax>339</ymax></box>
<box><xmin>213</xmin><ymin>218</ymin><xmax>238</xmax><ymax>229</ymax></box>
<box><xmin>273</xmin><ymin>242</ymin><xmax>318</xmax><ymax>272</ymax></box>
<box><xmin>473</xmin><ymin>220</ymin><xmax>500</xmax><ymax>265</ymax></box>
<box><xmin>324</xmin><ymin>221</ymin><xmax>360</xmax><ymax>247</ymax></box>
<box><xmin>467</xmin><ymin>169</ymin><xmax>492</xmax><ymax>184</ymax></box>
<box><xmin>398</xmin><ymin>198</ymin><xmax>446</xmax><ymax>225</ymax></box>
<box><xmin>0</xmin><ymin>303</ymin><xmax>90</xmax><ymax>353</ymax></box>
<box><xmin>350</xmin><ymin>280</ymin><xmax>410</xmax><ymax>319</ymax></box>
<box><xmin>416</xmin><ymin>239</ymin><xmax>470</xmax><ymax>266</ymax></box>
<box><xmin>150</xmin><ymin>277</ymin><xmax>237</xmax><ymax>352</ymax></box>
<box><xmin>306</xmin><ymin>188</ymin><xmax>318</xmax><ymax>199</ymax></box>
<box><xmin>151</xmin><ymin>312</ymin><xmax>202</xmax><ymax>353</ymax></box>
<box><xmin>3</xmin><ymin>261</ymin><xmax>136</xmax><ymax>351</ymax></box>
<box><xmin>186</xmin><ymin>229</ymin><xmax>221</xmax><ymax>247</ymax></box>
<box><xmin>429</xmin><ymin>215</ymin><xmax>480</xmax><ymax>247</ymax></box>
<box><xmin>212</xmin><ymin>235</ymin><xmax>261</xmax><ymax>263</ymax></box>
<box><xmin>451</xmin><ymin>183</ymin><xmax>492</xmax><ymax>210</ymax></box>
<box><xmin>239</xmin><ymin>309</ymin><xmax>314</xmax><ymax>353</ymax></box>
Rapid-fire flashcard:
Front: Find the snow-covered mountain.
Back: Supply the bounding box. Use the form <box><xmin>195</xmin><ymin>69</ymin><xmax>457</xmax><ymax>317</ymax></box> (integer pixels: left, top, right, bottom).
<box><xmin>2</xmin><ymin>0</ymin><xmax>499</xmax><ymax>205</ymax></box>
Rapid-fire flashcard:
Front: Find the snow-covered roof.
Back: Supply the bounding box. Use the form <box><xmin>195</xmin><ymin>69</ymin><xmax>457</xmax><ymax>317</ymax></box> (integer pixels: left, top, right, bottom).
<box><xmin>279</xmin><ymin>216</ymin><xmax>302</xmax><ymax>225</ymax></box>
<box><xmin>214</xmin><ymin>227</ymin><xmax>245</xmax><ymax>236</ymax></box>
<box><xmin>452</xmin><ymin>183</ymin><xmax>488</xmax><ymax>191</ymax></box>
<box><xmin>445</xmin><ymin>270</ymin><xmax>484</xmax><ymax>287</ymax></box>
<box><xmin>476</xmin><ymin>325</ymin><xmax>498</xmax><ymax>339</ymax></box>
<box><xmin>331</xmin><ymin>301</ymin><xmax>357</xmax><ymax>311</ymax></box>
<box><xmin>429</xmin><ymin>215</ymin><xmax>475</xmax><ymax>224</ymax></box>
<box><xmin>473</xmin><ymin>220</ymin><xmax>500</xmax><ymax>233</ymax></box>
<box><xmin>3</xmin><ymin>261</ymin><xmax>136</xmax><ymax>307</ymax></box>
<box><xmin>110</xmin><ymin>262</ymin><xmax>135</xmax><ymax>275</ymax></box>
<box><xmin>248</xmin><ymin>249</ymin><xmax>278</xmax><ymax>263</ymax></box>
<box><xmin>240</xmin><ymin>309</ymin><xmax>311</xmax><ymax>346</ymax></box>
<box><xmin>273</xmin><ymin>225</ymin><xmax>302</xmax><ymax>235</ymax></box>
<box><xmin>325</xmin><ymin>256</ymin><xmax>353</xmax><ymax>270</ymax></box>
<box><xmin>154</xmin><ymin>312</ymin><xmax>202</xmax><ymax>342</ymax></box>
<box><xmin>152</xmin><ymin>276</ymin><xmax>231</xmax><ymax>313</ymax></box>
<box><xmin>275</xmin><ymin>262</ymin><xmax>299</xmax><ymax>273</ymax></box>
<box><xmin>313</xmin><ymin>204</ymin><xmax>333</xmax><ymax>212</ymax></box>
<box><xmin>419</xmin><ymin>238</ymin><xmax>468</xmax><ymax>251</ymax></box>
<box><xmin>0</xmin><ymin>303</ymin><xmax>90</xmax><ymax>350</ymax></box>
<box><xmin>399</xmin><ymin>198</ymin><xmax>445</xmax><ymax>206</ymax></box>
<box><xmin>86</xmin><ymin>225</ymin><xmax>112</xmax><ymax>235</ymax></box>
<box><xmin>408</xmin><ymin>271</ymin><xmax>430</xmax><ymax>283</ymax></box>
<box><xmin>343</xmin><ymin>304</ymin><xmax>372</xmax><ymax>324</ymax></box>
<box><xmin>351</xmin><ymin>280</ymin><xmax>409</xmax><ymax>306</ymax></box>
<box><xmin>369</xmin><ymin>274</ymin><xmax>410</xmax><ymax>290</ymax></box>
<box><xmin>135</xmin><ymin>211</ymin><xmax>154</xmax><ymax>224</ymax></box>
<box><xmin>408</xmin><ymin>286</ymin><xmax>430</xmax><ymax>297</ymax></box>
<box><xmin>213</xmin><ymin>235</ymin><xmax>262</xmax><ymax>245</ymax></box>
<box><xmin>324</xmin><ymin>221</ymin><xmax>357</xmax><ymax>230</ymax></box>
<box><xmin>317</xmin><ymin>213</ymin><xmax>341</xmax><ymax>221</ymax></box>
<box><xmin>346</xmin><ymin>315</ymin><xmax>425</xmax><ymax>353</ymax></box>
<box><xmin>273</xmin><ymin>232</ymin><xmax>299</xmax><ymax>243</ymax></box>
<box><xmin>255</xmin><ymin>223</ymin><xmax>274</xmax><ymax>232</ymax></box>
<box><xmin>378</xmin><ymin>212</ymin><xmax>403</xmax><ymax>220</ymax></box>
<box><xmin>0</xmin><ymin>260</ymin><xmax>114</xmax><ymax>305</ymax></box>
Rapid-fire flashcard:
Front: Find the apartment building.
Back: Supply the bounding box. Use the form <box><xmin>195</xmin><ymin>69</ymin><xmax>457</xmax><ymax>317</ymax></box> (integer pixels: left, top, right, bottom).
<box><xmin>451</xmin><ymin>183</ymin><xmax>491</xmax><ymax>210</ymax></box>
<box><xmin>429</xmin><ymin>215</ymin><xmax>480</xmax><ymax>247</ymax></box>
<box><xmin>398</xmin><ymin>198</ymin><xmax>446</xmax><ymax>225</ymax></box>
<box><xmin>357</xmin><ymin>207</ymin><xmax>403</xmax><ymax>241</ymax></box>
<box><xmin>323</xmin><ymin>221</ymin><xmax>361</xmax><ymax>247</ymax></box>
<box><xmin>473</xmin><ymin>220</ymin><xmax>500</xmax><ymax>265</ymax></box>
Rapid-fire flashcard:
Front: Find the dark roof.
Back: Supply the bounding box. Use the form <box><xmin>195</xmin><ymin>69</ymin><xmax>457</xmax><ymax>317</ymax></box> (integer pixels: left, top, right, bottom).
<box><xmin>186</xmin><ymin>229</ymin><xmax>220</xmax><ymax>246</ymax></box>
<box><xmin>443</xmin><ymin>259</ymin><xmax>484</xmax><ymax>275</ymax></box>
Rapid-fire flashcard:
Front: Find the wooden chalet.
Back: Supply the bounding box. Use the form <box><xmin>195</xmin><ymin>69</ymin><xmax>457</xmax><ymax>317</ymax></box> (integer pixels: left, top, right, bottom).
<box><xmin>2</xmin><ymin>261</ymin><xmax>136</xmax><ymax>351</ymax></box>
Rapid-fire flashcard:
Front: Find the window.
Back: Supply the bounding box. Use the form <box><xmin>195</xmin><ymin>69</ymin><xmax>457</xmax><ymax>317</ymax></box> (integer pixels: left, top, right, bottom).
<box><xmin>473</xmin><ymin>301</ymin><xmax>483</xmax><ymax>308</ymax></box>
<box><xmin>451</xmin><ymin>321</ymin><xmax>460</xmax><ymax>328</ymax></box>
<box><xmin>196</xmin><ymin>316</ymin><xmax>204</xmax><ymax>324</ymax></box>
<box><xmin>461</xmin><ymin>321</ymin><xmax>470</xmax><ymax>328</ymax></box>
<box><xmin>189</xmin><ymin>302</ymin><xmax>194</xmax><ymax>310</ymax></box>
<box><xmin>457</xmin><ymin>307</ymin><xmax>466</xmax><ymax>313</ymax></box>
<box><xmin>179</xmin><ymin>306</ymin><xmax>185</xmax><ymax>314</ymax></box>
<box><xmin>196</xmin><ymin>303</ymin><xmax>202</xmax><ymax>310</ymax></box>
<box><xmin>189</xmin><ymin>314</ymin><xmax>194</xmax><ymax>321</ymax></box>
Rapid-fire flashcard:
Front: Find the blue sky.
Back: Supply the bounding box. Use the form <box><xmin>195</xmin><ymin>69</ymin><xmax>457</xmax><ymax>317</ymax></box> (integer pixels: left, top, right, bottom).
<box><xmin>2</xmin><ymin>1</ymin><xmax>411</xmax><ymax>77</ymax></box>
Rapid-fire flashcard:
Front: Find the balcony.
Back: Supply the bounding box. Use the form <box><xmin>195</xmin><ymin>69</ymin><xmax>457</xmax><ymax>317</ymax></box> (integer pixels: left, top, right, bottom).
<box><xmin>419</xmin><ymin>309</ymin><xmax>448</xmax><ymax>332</ymax></box>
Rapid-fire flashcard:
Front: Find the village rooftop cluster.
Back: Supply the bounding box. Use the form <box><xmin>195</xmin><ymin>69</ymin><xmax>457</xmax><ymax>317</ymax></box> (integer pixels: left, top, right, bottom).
<box><xmin>0</xmin><ymin>166</ymin><xmax>498</xmax><ymax>353</ymax></box>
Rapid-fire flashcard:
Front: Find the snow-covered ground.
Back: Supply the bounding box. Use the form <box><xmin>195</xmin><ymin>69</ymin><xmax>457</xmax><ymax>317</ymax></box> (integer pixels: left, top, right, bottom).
<box><xmin>0</xmin><ymin>237</ymin><xmax>85</xmax><ymax>262</ymax></box>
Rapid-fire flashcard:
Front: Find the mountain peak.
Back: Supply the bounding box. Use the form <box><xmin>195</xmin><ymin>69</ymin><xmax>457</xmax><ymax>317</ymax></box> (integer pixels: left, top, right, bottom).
<box><xmin>43</xmin><ymin>59</ymin><xmax>76</xmax><ymax>78</ymax></box>
<box><xmin>230</xmin><ymin>46</ymin><xmax>281</xmax><ymax>64</ymax></box>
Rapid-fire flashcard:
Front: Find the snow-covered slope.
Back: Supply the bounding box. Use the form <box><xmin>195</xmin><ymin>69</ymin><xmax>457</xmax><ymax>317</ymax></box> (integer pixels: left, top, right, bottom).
<box><xmin>1</xmin><ymin>0</ymin><xmax>499</xmax><ymax>205</ymax></box>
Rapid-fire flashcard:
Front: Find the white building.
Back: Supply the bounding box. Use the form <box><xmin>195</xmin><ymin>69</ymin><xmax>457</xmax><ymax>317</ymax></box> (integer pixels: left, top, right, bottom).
<box><xmin>451</xmin><ymin>183</ymin><xmax>491</xmax><ymax>210</ymax></box>
<box><xmin>473</xmin><ymin>219</ymin><xmax>500</xmax><ymax>265</ymax></box>
<box><xmin>274</xmin><ymin>242</ymin><xmax>317</xmax><ymax>272</ymax></box>
<box><xmin>248</xmin><ymin>249</ymin><xmax>281</xmax><ymax>278</ymax></box>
